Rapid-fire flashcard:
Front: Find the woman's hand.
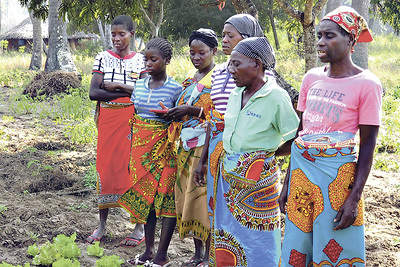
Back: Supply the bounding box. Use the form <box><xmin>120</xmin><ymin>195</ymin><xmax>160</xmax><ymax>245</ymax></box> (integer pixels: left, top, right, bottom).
<box><xmin>102</xmin><ymin>81</ymin><xmax>121</xmax><ymax>92</ymax></box>
<box><xmin>89</xmin><ymin>73</ymin><xmax>129</xmax><ymax>101</ymax></box>
<box><xmin>333</xmin><ymin>125</ymin><xmax>379</xmax><ymax>231</ymax></box>
<box><xmin>193</xmin><ymin>163</ymin><xmax>207</xmax><ymax>187</ymax></box>
<box><xmin>155</xmin><ymin>101</ymin><xmax>170</xmax><ymax>120</ymax></box>
<box><xmin>167</xmin><ymin>105</ymin><xmax>200</xmax><ymax>121</ymax></box>
<box><xmin>333</xmin><ymin>197</ymin><xmax>359</xmax><ymax>231</ymax></box>
<box><xmin>278</xmin><ymin>180</ymin><xmax>288</xmax><ymax>214</ymax></box>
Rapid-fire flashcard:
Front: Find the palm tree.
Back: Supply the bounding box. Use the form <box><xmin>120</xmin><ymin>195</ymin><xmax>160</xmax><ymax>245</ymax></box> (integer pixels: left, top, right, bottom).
<box><xmin>29</xmin><ymin>11</ymin><xmax>43</xmax><ymax>70</ymax></box>
<box><xmin>45</xmin><ymin>0</ymin><xmax>76</xmax><ymax>72</ymax></box>
<box><xmin>351</xmin><ymin>0</ymin><xmax>370</xmax><ymax>69</ymax></box>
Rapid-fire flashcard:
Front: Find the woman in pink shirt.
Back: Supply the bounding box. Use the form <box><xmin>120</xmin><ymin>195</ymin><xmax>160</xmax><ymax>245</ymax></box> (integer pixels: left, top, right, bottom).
<box><xmin>279</xmin><ymin>6</ymin><xmax>383</xmax><ymax>266</ymax></box>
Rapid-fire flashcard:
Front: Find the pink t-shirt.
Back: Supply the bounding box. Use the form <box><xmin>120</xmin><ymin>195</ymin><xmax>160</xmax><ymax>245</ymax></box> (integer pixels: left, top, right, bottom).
<box><xmin>298</xmin><ymin>67</ymin><xmax>383</xmax><ymax>136</ymax></box>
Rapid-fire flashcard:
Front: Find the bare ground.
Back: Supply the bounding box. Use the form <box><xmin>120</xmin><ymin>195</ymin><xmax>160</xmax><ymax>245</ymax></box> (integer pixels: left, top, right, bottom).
<box><xmin>0</xmin><ymin>87</ymin><xmax>399</xmax><ymax>266</ymax></box>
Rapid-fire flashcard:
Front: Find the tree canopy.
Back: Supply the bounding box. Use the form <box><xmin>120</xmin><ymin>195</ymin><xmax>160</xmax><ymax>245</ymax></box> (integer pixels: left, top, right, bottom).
<box><xmin>371</xmin><ymin>0</ymin><xmax>400</xmax><ymax>33</ymax></box>
<box><xmin>161</xmin><ymin>0</ymin><xmax>236</xmax><ymax>39</ymax></box>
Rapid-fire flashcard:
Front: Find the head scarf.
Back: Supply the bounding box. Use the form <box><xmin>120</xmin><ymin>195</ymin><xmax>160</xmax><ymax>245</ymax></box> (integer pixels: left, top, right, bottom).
<box><xmin>322</xmin><ymin>6</ymin><xmax>373</xmax><ymax>43</ymax></box>
<box><xmin>225</xmin><ymin>14</ymin><xmax>264</xmax><ymax>39</ymax></box>
<box><xmin>233</xmin><ymin>37</ymin><xmax>276</xmax><ymax>70</ymax></box>
<box><xmin>189</xmin><ymin>28</ymin><xmax>218</xmax><ymax>48</ymax></box>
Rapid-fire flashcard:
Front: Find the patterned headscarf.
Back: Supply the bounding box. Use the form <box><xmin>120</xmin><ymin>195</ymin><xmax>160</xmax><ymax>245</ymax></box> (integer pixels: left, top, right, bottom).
<box><xmin>322</xmin><ymin>6</ymin><xmax>373</xmax><ymax>43</ymax></box>
<box><xmin>233</xmin><ymin>37</ymin><xmax>276</xmax><ymax>70</ymax></box>
<box><xmin>225</xmin><ymin>14</ymin><xmax>264</xmax><ymax>39</ymax></box>
<box><xmin>189</xmin><ymin>28</ymin><xmax>218</xmax><ymax>48</ymax></box>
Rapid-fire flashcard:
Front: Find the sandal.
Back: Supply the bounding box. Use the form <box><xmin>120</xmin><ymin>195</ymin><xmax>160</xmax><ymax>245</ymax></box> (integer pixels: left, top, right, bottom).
<box><xmin>120</xmin><ymin>236</ymin><xmax>145</xmax><ymax>247</ymax></box>
<box><xmin>145</xmin><ymin>261</ymin><xmax>171</xmax><ymax>267</ymax></box>
<box><xmin>86</xmin><ymin>229</ymin><xmax>105</xmax><ymax>244</ymax></box>
<box><xmin>182</xmin><ymin>257</ymin><xmax>203</xmax><ymax>267</ymax></box>
<box><xmin>128</xmin><ymin>254</ymin><xmax>148</xmax><ymax>265</ymax></box>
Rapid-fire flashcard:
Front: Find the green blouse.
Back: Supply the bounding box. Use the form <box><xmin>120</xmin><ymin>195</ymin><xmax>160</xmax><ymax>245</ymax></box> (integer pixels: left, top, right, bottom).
<box><xmin>223</xmin><ymin>78</ymin><xmax>299</xmax><ymax>154</ymax></box>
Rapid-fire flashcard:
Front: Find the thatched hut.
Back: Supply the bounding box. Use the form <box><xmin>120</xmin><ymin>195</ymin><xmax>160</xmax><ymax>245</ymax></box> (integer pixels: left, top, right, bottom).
<box><xmin>0</xmin><ymin>17</ymin><xmax>99</xmax><ymax>52</ymax></box>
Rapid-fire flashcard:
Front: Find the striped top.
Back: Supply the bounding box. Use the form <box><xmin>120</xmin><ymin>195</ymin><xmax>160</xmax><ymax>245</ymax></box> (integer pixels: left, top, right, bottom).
<box><xmin>92</xmin><ymin>50</ymin><xmax>147</xmax><ymax>88</ymax></box>
<box><xmin>210</xmin><ymin>61</ymin><xmax>275</xmax><ymax>115</ymax></box>
<box><xmin>210</xmin><ymin>62</ymin><xmax>236</xmax><ymax>115</ymax></box>
<box><xmin>131</xmin><ymin>76</ymin><xmax>182</xmax><ymax>122</ymax></box>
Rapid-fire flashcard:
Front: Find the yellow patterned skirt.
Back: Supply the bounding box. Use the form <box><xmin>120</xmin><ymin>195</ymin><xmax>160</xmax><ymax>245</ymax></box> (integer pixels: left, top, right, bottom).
<box><xmin>175</xmin><ymin>145</ymin><xmax>210</xmax><ymax>243</ymax></box>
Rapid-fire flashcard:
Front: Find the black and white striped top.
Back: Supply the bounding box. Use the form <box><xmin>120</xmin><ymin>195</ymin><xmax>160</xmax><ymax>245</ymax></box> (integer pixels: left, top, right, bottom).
<box><xmin>92</xmin><ymin>50</ymin><xmax>147</xmax><ymax>87</ymax></box>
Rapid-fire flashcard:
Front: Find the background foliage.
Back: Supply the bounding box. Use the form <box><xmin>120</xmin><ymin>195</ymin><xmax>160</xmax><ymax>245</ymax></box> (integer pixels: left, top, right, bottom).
<box><xmin>0</xmin><ymin>29</ymin><xmax>399</xmax><ymax>172</ymax></box>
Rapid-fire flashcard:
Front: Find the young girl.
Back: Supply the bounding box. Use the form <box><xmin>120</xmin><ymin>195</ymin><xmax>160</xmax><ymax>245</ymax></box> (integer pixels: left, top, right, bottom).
<box><xmin>118</xmin><ymin>37</ymin><xmax>182</xmax><ymax>267</ymax></box>
<box><xmin>88</xmin><ymin>14</ymin><xmax>145</xmax><ymax>246</ymax></box>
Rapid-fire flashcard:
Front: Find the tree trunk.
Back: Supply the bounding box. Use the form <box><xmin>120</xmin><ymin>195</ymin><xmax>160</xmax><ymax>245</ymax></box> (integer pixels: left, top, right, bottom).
<box><xmin>267</xmin><ymin>0</ymin><xmax>280</xmax><ymax>50</ymax></box>
<box><xmin>130</xmin><ymin>21</ymin><xmax>138</xmax><ymax>51</ymax></box>
<box><xmin>351</xmin><ymin>0</ymin><xmax>369</xmax><ymax>69</ymax></box>
<box><xmin>43</xmin><ymin>40</ymin><xmax>48</xmax><ymax>56</ymax></box>
<box><xmin>326</xmin><ymin>0</ymin><xmax>342</xmax><ymax>13</ymax></box>
<box><xmin>104</xmin><ymin>23</ymin><xmax>113</xmax><ymax>50</ymax></box>
<box><xmin>275</xmin><ymin>0</ymin><xmax>329</xmax><ymax>72</ymax></box>
<box><xmin>0</xmin><ymin>0</ymin><xmax>2</xmax><ymax>34</ymax></box>
<box><xmin>45</xmin><ymin>0</ymin><xmax>77</xmax><ymax>72</ymax></box>
<box><xmin>29</xmin><ymin>11</ymin><xmax>43</xmax><ymax>70</ymax></box>
<box><xmin>303</xmin><ymin>21</ymin><xmax>317</xmax><ymax>71</ymax></box>
<box><xmin>138</xmin><ymin>0</ymin><xmax>164</xmax><ymax>37</ymax></box>
<box><xmin>96</xmin><ymin>18</ymin><xmax>107</xmax><ymax>50</ymax></box>
<box><xmin>230</xmin><ymin>0</ymin><xmax>258</xmax><ymax>18</ymax></box>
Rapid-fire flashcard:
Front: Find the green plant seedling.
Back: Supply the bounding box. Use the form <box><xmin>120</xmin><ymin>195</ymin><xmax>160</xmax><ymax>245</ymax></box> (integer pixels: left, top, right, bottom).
<box><xmin>32</xmin><ymin>241</ymin><xmax>58</xmax><ymax>265</ymax></box>
<box><xmin>27</xmin><ymin>160</ymin><xmax>40</xmax><ymax>169</ymax></box>
<box><xmin>27</xmin><ymin>243</ymin><xmax>39</xmax><ymax>256</ymax></box>
<box><xmin>69</xmin><ymin>203</ymin><xmax>88</xmax><ymax>212</ymax></box>
<box><xmin>53</xmin><ymin>233</ymin><xmax>81</xmax><ymax>259</ymax></box>
<box><xmin>0</xmin><ymin>262</ymin><xmax>30</xmax><ymax>267</ymax></box>
<box><xmin>87</xmin><ymin>241</ymin><xmax>104</xmax><ymax>257</ymax></box>
<box><xmin>2</xmin><ymin>115</ymin><xmax>15</xmax><ymax>123</ymax></box>
<box><xmin>95</xmin><ymin>255</ymin><xmax>124</xmax><ymax>267</ymax></box>
<box><xmin>0</xmin><ymin>204</ymin><xmax>7</xmax><ymax>214</ymax></box>
<box><xmin>29</xmin><ymin>231</ymin><xmax>40</xmax><ymax>241</ymax></box>
<box><xmin>83</xmin><ymin>162</ymin><xmax>97</xmax><ymax>188</ymax></box>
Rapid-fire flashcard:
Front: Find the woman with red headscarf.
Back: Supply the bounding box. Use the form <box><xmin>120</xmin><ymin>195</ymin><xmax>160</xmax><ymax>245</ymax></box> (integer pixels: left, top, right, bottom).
<box><xmin>279</xmin><ymin>6</ymin><xmax>382</xmax><ymax>266</ymax></box>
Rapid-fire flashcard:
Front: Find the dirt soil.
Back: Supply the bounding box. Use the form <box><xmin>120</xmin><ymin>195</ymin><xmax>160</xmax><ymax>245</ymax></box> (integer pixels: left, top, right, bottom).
<box><xmin>0</xmin><ymin>86</ymin><xmax>399</xmax><ymax>266</ymax></box>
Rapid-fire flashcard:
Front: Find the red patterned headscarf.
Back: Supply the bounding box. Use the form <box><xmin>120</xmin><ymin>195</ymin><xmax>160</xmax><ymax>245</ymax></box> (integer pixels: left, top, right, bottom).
<box><xmin>322</xmin><ymin>6</ymin><xmax>373</xmax><ymax>44</ymax></box>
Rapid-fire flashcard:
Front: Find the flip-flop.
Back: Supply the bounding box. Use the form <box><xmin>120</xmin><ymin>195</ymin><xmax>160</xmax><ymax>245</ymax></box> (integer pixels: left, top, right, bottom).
<box><xmin>120</xmin><ymin>236</ymin><xmax>145</xmax><ymax>247</ymax></box>
<box><xmin>127</xmin><ymin>254</ymin><xmax>148</xmax><ymax>265</ymax></box>
<box><xmin>182</xmin><ymin>257</ymin><xmax>202</xmax><ymax>267</ymax></box>
<box><xmin>144</xmin><ymin>261</ymin><xmax>171</xmax><ymax>267</ymax></box>
<box><xmin>86</xmin><ymin>229</ymin><xmax>104</xmax><ymax>244</ymax></box>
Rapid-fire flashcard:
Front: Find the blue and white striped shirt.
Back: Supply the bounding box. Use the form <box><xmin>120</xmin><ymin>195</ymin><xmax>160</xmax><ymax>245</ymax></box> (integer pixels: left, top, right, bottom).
<box><xmin>132</xmin><ymin>76</ymin><xmax>182</xmax><ymax>122</ymax></box>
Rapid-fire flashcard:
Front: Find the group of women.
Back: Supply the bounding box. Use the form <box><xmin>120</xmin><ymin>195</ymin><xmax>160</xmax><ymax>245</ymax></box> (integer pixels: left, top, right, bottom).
<box><xmin>88</xmin><ymin>5</ymin><xmax>382</xmax><ymax>267</ymax></box>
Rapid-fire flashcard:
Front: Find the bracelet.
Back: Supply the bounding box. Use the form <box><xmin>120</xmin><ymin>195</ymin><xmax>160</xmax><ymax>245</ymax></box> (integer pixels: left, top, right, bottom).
<box><xmin>198</xmin><ymin>107</ymin><xmax>203</xmax><ymax>118</ymax></box>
